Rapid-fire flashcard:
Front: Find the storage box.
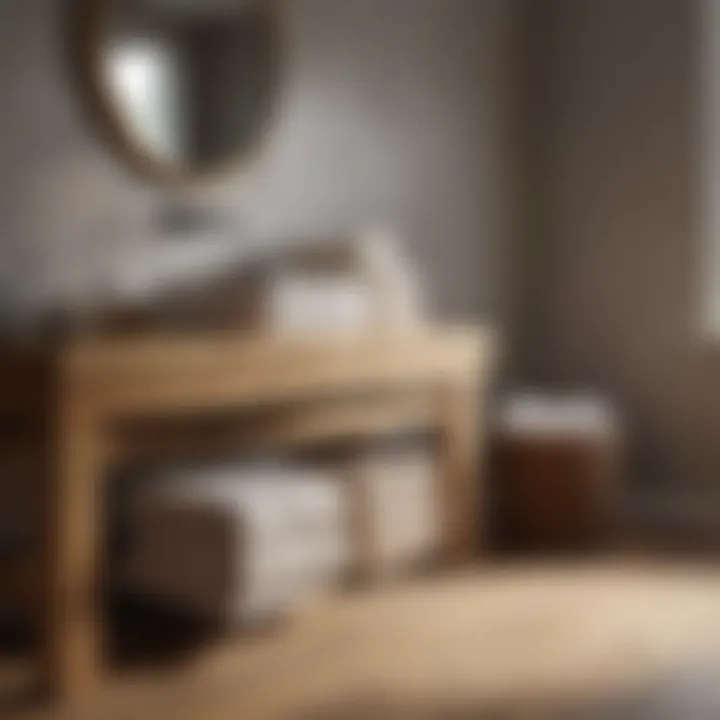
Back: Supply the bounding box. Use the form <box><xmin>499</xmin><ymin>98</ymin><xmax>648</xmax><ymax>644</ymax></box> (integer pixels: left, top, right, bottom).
<box><xmin>491</xmin><ymin>394</ymin><xmax>622</xmax><ymax>553</ymax></box>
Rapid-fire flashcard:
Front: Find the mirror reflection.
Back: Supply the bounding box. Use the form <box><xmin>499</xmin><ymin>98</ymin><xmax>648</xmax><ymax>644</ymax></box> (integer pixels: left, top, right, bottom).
<box><xmin>97</xmin><ymin>0</ymin><xmax>279</xmax><ymax>174</ymax></box>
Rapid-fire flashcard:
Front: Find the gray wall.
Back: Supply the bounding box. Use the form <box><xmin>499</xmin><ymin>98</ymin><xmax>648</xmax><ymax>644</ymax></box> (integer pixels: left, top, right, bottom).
<box><xmin>0</xmin><ymin>0</ymin><xmax>522</xmax><ymax>335</ymax></box>
<box><xmin>521</xmin><ymin>0</ymin><xmax>719</xmax><ymax>490</ymax></box>
<box><xmin>2</xmin><ymin>0</ymin><xmax>710</xmax><ymax>493</ymax></box>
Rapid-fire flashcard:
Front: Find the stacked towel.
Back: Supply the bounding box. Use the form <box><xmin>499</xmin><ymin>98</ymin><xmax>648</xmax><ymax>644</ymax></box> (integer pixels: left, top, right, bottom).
<box><xmin>355</xmin><ymin>445</ymin><xmax>439</xmax><ymax>577</ymax></box>
<box><xmin>123</xmin><ymin>465</ymin><xmax>347</xmax><ymax>625</ymax></box>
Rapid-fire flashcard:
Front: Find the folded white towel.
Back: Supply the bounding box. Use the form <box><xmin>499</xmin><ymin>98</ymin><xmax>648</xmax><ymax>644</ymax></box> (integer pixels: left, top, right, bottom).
<box><xmin>123</xmin><ymin>466</ymin><xmax>347</xmax><ymax>625</ymax></box>
<box><xmin>497</xmin><ymin>393</ymin><xmax>621</xmax><ymax>438</ymax></box>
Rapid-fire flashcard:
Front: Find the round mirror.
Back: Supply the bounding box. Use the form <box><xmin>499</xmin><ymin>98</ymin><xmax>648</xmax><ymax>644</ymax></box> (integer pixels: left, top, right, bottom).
<box><xmin>74</xmin><ymin>0</ymin><xmax>282</xmax><ymax>181</ymax></box>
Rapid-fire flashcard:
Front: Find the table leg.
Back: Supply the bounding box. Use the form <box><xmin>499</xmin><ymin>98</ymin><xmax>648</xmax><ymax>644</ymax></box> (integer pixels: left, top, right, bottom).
<box><xmin>42</xmin><ymin>396</ymin><xmax>105</xmax><ymax>703</ymax></box>
<box><xmin>438</xmin><ymin>379</ymin><xmax>483</xmax><ymax>562</ymax></box>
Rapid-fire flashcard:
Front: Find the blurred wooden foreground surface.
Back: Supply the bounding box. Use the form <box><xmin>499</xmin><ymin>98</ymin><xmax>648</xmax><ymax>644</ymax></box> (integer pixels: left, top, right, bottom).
<box><xmin>5</xmin><ymin>564</ymin><xmax>720</xmax><ymax>720</ymax></box>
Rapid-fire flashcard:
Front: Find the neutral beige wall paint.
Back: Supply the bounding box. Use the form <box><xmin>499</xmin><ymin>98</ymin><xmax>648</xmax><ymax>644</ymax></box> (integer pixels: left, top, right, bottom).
<box><xmin>522</xmin><ymin>0</ymin><xmax>720</xmax><ymax>489</ymax></box>
<box><xmin>0</xmin><ymin>0</ymin><xmax>522</xmax><ymax>337</ymax></box>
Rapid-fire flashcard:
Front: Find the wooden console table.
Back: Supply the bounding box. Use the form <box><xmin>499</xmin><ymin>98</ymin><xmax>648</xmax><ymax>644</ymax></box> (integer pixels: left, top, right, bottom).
<box><xmin>0</xmin><ymin>327</ymin><xmax>494</xmax><ymax>704</ymax></box>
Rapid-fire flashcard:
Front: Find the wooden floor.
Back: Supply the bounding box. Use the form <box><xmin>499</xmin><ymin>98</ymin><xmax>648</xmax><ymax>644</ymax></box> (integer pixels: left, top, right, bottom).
<box><xmin>5</xmin><ymin>563</ymin><xmax>720</xmax><ymax>719</ymax></box>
